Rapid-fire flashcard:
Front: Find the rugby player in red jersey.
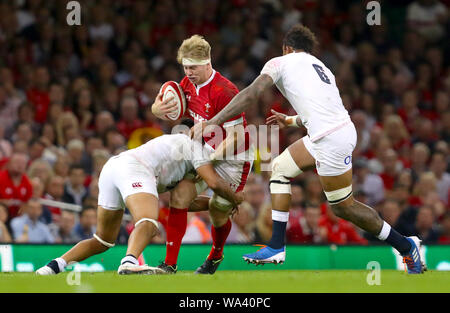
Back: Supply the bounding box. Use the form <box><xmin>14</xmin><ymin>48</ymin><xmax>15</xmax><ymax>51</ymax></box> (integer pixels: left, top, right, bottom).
<box><xmin>151</xmin><ymin>35</ymin><xmax>254</xmax><ymax>274</ymax></box>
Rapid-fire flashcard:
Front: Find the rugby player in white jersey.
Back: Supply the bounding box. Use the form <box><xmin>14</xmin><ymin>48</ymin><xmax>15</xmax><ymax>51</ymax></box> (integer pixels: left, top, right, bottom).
<box><xmin>191</xmin><ymin>24</ymin><xmax>424</xmax><ymax>274</ymax></box>
<box><xmin>36</xmin><ymin>122</ymin><xmax>243</xmax><ymax>275</ymax></box>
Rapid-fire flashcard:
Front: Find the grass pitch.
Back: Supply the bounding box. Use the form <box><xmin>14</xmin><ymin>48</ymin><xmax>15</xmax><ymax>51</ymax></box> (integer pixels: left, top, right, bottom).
<box><xmin>1</xmin><ymin>270</ymin><xmax>449</xmax><ymax>293</ymax></box>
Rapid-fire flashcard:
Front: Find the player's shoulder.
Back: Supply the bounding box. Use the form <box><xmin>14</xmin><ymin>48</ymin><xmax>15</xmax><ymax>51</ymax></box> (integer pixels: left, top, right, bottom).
<box><xmin>213</xmin><ymin>71</ymin><xmax>237</xmax><ymax>89</ymax></box>
<box><xmin>211</xmin><ymin>71</ymin><xmax>239</xmax><ymax>96</ymax></box>
<box><xmin>264</xmin><ymin>55</ymin><xmax>285</xmax><ymax>68</ymax></box>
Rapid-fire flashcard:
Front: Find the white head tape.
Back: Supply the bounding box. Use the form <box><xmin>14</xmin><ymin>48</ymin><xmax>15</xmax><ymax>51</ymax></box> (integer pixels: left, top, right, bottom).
<box><xmin>182</xmin><ymin>58</ymin><xmax>211</xmax><ymax>66</ymax></box>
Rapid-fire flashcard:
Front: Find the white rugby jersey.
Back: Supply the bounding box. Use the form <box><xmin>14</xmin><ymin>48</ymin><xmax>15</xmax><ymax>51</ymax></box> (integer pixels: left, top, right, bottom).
<box><xmin>122</xmin><ymin>134</ymin><xmax>210</xmax><ymax>192</ymax></box>
<box><xmin>261</xmin><ymin>52</ymin><xmax>351</xmax><ymax>142</ymax></box>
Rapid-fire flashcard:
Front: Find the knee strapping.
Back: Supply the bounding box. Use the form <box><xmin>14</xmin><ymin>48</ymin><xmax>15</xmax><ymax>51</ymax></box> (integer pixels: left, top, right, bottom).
<box><xmin>209</xmin><ymin>193</ymin><xmax>233</xmax><ymax>212</ymax></box>
<box><xmin>135</xmin><ymin>218</ymin><xmax>159</xmax><ymax>231</ymax></box>
<box><xmin>269</xmin><ymin>149</ymin><xmax>302</xmax><ymax>194</ymax></box>
<box><xmin>93</xmin><ymin>233</ymin><xmax>115</xmax><ymax>248</ymax></box>
<box><xmin>324</xmin><ymin>185</ymin><xmax>353</xmax><ymax>204</ymax></box>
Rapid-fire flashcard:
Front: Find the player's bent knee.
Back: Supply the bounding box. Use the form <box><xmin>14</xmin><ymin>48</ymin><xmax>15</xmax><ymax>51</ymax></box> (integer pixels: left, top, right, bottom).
<box><xmin>324</xmin><ymin>185</ymin><xmax>353</xmax><ymax>205</ymax></box>
<box><xmin>209</xmin><ymin>193</ymin><xmax>233</xmax><ymax>213</ymax></box>
<box><xmin>135</xmin><ymin>218</ymin><xmax>160</xmax><ymax>234</ymax></box>
<box><xmin>93</xmin><ymin>233</ymin><xmax>115</xmax><ymax>249</ymax></box>
<box><xmin>325</xmin><ymin>185</ymin><xmax>354</xmax><ymax>218</ymax></box>
<box><xmin>269</xmin><ymin>150</ymin><xmax>303</xmax><ymax>194</ymax></box>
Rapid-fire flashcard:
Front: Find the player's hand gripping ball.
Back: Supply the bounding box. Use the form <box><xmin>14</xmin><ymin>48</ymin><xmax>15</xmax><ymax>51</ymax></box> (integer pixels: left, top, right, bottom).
<box><xmin>159</xmin><ymin>81</ymin><xmax>187</xmax><ymax>120</ymax></box>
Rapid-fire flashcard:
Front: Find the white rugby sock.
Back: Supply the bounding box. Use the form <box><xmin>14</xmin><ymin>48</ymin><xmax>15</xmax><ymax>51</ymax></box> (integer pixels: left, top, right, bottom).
<box><xmin>376</xmin><ymin>221</ymin><xmax>391</xmax><ymax>241</ymax></box>
<box><xmin>121</xmin><ymin>254</ymin><xmax>138</xmax><ymax>266</ymax></box>
<box><xmin>272</xmin><ymin>210</ymin><xmax>289</xmax><ymax>222</ymax></box>
<box><xmin>55</xmin><ymin>258</ymin><xmax>67</xmax><ymax>272</ymax></box>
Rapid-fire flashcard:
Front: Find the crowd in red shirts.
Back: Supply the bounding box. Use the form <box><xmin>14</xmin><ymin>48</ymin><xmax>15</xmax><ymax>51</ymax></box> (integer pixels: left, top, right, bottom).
<box><xmin>0</xmin><ymin>0</ymin><xmax>448</xmax><ymax>245</ymax></box>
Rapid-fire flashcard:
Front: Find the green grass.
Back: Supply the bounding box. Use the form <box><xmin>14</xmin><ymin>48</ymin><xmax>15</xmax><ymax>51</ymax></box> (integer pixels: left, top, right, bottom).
<box><xmin>1</xmin><ymin>270</ymin><xmax>449</xmax><ymax>293</ymax></box>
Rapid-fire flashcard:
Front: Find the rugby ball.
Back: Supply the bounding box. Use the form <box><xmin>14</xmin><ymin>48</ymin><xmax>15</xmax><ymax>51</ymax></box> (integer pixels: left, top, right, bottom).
<box><xmin>160</xmin><ymin>81</ymin><xmax>187</xmax><ymax>121</ymax></box>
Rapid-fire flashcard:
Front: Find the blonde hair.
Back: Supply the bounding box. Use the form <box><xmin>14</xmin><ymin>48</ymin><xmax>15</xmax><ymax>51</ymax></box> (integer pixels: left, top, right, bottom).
<box><xmin>383</xmin><ymin>114</ymin><xmax>409</xmax><ymax>142</ymax></box>
<box><xmin>55</xmin><ymin>112</ymin><xmax>80</xmax><ymax>147</ymax></box>
<box><xmin>177</xmin><ymin>35</ymin><xmax>211</xmax><ymax>64</ymax></box>
<box><xmin>413</xmin><ymin>171</ymin><xmax>437</xmax><ymax>197</ymax></box>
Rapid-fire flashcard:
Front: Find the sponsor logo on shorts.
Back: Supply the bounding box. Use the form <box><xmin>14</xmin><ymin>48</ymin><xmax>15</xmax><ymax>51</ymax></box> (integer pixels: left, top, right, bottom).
<box><xmin>344</xmin><ymin>156</ymin><xmax>352</xmax><ymax>165</ymax></box>
<box><xmin>132</xmin><ymin>182</ymin><xmax>143</xmax><ymax>188</ymax></box>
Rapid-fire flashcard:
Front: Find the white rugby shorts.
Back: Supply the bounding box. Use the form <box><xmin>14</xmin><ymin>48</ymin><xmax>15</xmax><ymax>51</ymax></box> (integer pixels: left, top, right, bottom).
<box><xmin>195</xmin><ymin>145</ymin><xmax>254</xmax><ymax>194</ymax></box>
<box><xmin>302</xmin><ymin>122</ymin><xmax>357</xmax><ymax>177</ymax></box>
<box><xmin>98</xmin><ymin>153</ymin><xmax>158</xmax><ymax>210</ymax></box>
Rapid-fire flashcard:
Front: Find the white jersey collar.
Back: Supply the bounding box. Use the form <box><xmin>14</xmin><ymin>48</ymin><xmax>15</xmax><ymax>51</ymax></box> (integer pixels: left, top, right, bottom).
<box><xmin>195</xmin><ymin>69</ymin><xmax>216</xmax><ymax>95</ymax></box>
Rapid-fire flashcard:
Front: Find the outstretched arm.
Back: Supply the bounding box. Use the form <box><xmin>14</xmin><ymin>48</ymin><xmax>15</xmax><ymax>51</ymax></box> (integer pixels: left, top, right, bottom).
<box><xmin>208</xmin><ymin>74</ymin><xmax>274</xmax><ymax>126</ymax></box>
<box><xmin>195</xmin><ymin>164</ymin><xmax>243</xmax><ymax>208</ymax></box>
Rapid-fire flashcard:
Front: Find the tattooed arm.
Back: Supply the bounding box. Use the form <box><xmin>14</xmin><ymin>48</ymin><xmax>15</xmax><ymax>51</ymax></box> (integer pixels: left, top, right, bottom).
<box><xmin>208</xmin><ymin>74</ymin><xmax>274</xmax><ymax>126</ymax></box>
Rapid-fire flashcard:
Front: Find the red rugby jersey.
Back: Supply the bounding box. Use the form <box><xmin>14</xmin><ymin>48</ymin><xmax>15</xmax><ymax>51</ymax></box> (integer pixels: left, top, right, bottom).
<box><xmin>0</xmin><ymin>170</ymin><xmax>33</xmax><ymax>218</ymax></box>
<box><xmin>179</xmin><ymin>70</ymin><xmax>250</xmax><ymax>153</ymax></box>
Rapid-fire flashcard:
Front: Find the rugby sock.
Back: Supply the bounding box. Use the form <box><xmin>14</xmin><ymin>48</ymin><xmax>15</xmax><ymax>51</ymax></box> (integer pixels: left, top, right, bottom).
<box><xmin>165</xmin><ymin>207</ymin><xmax>188</xmax><ymax>266</ymax></box>
<box><xmin>208</xmin><ymin>219</ymin><xmax>232</xmax><ymax>260</ymax></box>
<box><xmin>268</xmin><ymin>210</ymin><xmax>289</xmax><ymax>249</ymax></box>
<box><xmin>52</xmin><ymin>257</ymin><xmax>67</xmax><ymax>273</ymax></box>
<box><xmin>377</xmin><ymin>221</ymin><xmax>412</xmax><ymax>255</ymax></box>
<box><xmin>121</xmin><ymin>254</ymin><xmax>138</xmax><ymax>265</ymax></box>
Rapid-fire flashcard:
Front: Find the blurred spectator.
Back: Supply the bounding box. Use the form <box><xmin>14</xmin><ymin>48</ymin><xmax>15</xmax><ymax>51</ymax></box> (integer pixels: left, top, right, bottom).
<box><xmin>228</xmin><ymin>201</ymin><xmax>256</xmax><ymax>243</ymax></box>
<box><xmin>27</xmin><ymin>158</ymin><xmax>53</xmax><ymax>183</ymax></box>
<box><xmin>410</xmin><ymin>171</ymin><xmax>438</xmax><ymax>206</ymax></box>
<box><xmin>63</xmin><ymin>164</ymin><xmax>88</xmax><ymax>206</ymax></box>
<box><xmin>103</xmin><ymin>127</ymin><xmax>127</xmax><ymax>155</ymax></box>
<box><xmin>28</xmin><ymin>137</ymin><xmax>47</xmax><ymax>162</ymax></box>
<box><xmin>0</xmin><ymin>84</ymin><xmax>22</xmax><ymax>133</ymax></box>
<box><xmin>10</xmin><ymin>198</ymin><xmax>55</xmax><ymax>243</ymax></box>
<box><xmin>66</xmin><ymin>139</ymin><xmax>85</xmax><ymax>165</ymax></box>
<box><xmin>72</xmin><ymin>88</ymin><xmax>95</xmax><ymax>136</ymax></box>
<box><xmin>74</xmin><ymin>206</ymin><xmax>97</xmax><ymax>240</ymax></box>
<box><xmin>352</xmin><ymin>110</ymin><xmax>371</xmax><ymax>156</ymax></box>
<box><xmin>182</xmin><ymin>212</ymin><xmax>212</xmax><ymax>244</ymax></box>
<box><xmin>55</xmin><ymin>111</ymin><xmax>80</xmax><ymax>147</ymax></box>
<box><xmin>382</xmin><ymin>114</ymin><xmax>410</xmax><ymax>157</ymax></box>
<box><xmin>42</xmin><ymin>175</ymin><xmax>66</xmax><ymax>224</ymax></box>
<box><xmin>379</xmin><ymin>148</ymin><xmax>402</xmax><ymax>192</ymax></box>
<box><xmin>53</xmin><ymin>154</ymin><xmax>71</xmax><ymax>179</ymax></box>
<box><xmin>90</xmin><ymin>149</ymin><xmax>110</xmax><ymax>180</ymax></box>
<box><xmin>26</xmin><ymin>66</ymin><xmax>50</xmax><ymax>124</ymax></box>
<box><xmin>243</xmin><ymin>174</ymin><xmax>269</xmax><ymax>214</ymax></box>
<box><xmin>319</xmin><ymin>204</ymin><xmax>368</xmax><ymax>245</ymax></box>
<box><xmin>30</xmin><ymin>176</ymin><xmax>44</xmax><ymax>200</ymax></box>
<box><xmin>254</xmin><ymin>203</ymin><xmax>273</xmax><ymax>244</ymax></box>
<box><xmin>429</xmin><ymin>151</ymin><xmax>450</xmax><ymax>204</ymax></box>
<box><xmin>438</xmin><ymin>212</ymin><xmax>450</xmax><ymax>244</ymax></box>
<box><xmin>0</xmin><ymin>153</ymin><xmax>33</xmax><ymax>218</ymax></box>
<box><xmin>95</xmin><ymin>111</ymin><xmax>116</xmax><ymax>137</ymax></box>
<box><xmin>52</xmin><ymin>210</ymin><xmax>80</xmax><ymax>244</ymax></box>
<box><xmin>353</xmin><ymin>157</ymin><xmax>385</xmax><ymax>207</ymax></box>
<box><xmin>412</xmin><ymin>205</ymin><xmax>440</xmax><ymax>243</ymax></box>
<box><xmin>406</xmin><ymin>0</ymin><xmax>448</xmax><ymax>43</ymax></box>
<box><xmin>410</xmin><ymin>142</ymin><xmax>431</xmax><ymax>182</ymax></box>
<box><xmin>0</xmin><ymin>202</ymin><xmax>12</xmax><ymax>243</ymax></box>
<box><xmin>80</xmin><ymin>136</ymin><xmax>105</xmax><ymax>175</ymax></box>
<box><xmin>380</xmin><ymin>200</ymin><xmax>403</xmax><ymax>229</ymax></box>
<box><xmin>116</xmin><ymin>96</ymin><xmax>144</xmax><ymax>140</ymax></box>
<box><xmin>0</xmin><ymin>126</ymin><xmax>13</xmax><ymax>164</ymax></box>
<box><xmin>303</xmin><ymin>175</ymin><xmax>325</xmax><ymax>207</ymax></box>
<box><xmin>287</xmin><ymin>204</ymin><xmax>326</xmax><ymax>244</ymax></box>
<box><xmin>290</xmin><ymin>183</ymin><xmax>305</xmax><ymax>212</ymax></box>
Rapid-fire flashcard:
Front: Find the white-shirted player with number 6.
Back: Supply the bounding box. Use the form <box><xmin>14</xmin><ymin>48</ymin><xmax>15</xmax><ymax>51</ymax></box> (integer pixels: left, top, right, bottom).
<box><xmin>36</xmin><ymin>121</ymin><xmax>243</xmax><ymax>275</ymax></box>
<box><xmin>191</xmin><ymin>24</ymin><xmax>424</xmax><ymax>274</ymax></box>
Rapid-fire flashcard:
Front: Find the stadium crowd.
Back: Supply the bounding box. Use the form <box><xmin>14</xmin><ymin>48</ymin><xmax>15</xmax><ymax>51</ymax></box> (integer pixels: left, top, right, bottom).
<box><xmin>0</xmin><ymin>0</ymin><xmax>448</xmax><ymax>247</ymax></box>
